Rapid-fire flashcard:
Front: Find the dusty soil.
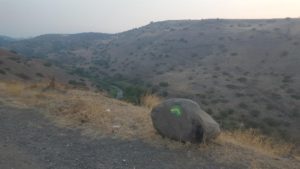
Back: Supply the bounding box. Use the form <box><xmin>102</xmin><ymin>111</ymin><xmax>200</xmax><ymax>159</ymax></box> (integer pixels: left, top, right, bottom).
<box><xmin>0</xmin><ymin>106</ymin><xmax>240</xmax><ymax>169</ymax></box>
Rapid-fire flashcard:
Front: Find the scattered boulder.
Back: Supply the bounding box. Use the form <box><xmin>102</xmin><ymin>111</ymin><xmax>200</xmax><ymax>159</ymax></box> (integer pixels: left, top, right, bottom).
<box><xmin>151</xmin><ymin>98</ymin><xmax>220</xmax><ymax>143</ymax></box>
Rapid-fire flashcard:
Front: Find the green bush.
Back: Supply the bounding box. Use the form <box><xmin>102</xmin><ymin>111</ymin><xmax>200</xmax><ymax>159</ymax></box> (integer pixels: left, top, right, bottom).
<box><xmin>68</xmin><ymin>80</ymin><xmax>87</xmax><ymax>87</ymax></box>
<box><xmin>282</xmin><ymin>75</ymin><xmax>293</xmax><ymax>83</ymax></box>
<box><xmin>230</xmin><ymin>52</ymin><xmax>238</xmax><ymax>56</ymax></box>
<box><xmin>220</xmin><ymin>120</ymin><xmax>239</xmax><ymax>130</ymax></box>
<box><xmin>161</xmin><ymin>90</ymin><xmax>168</xmax><ymax>97</ymax></box>
<box><xmin>250</xmin><ymin>110</ymin><xmax>260</xmax><ymax>117</ymax></box>
<box><xmin>92</xmin><ymin>59</ymin><xmax>110</xmax><ymax>68</ymax></box>
<box><xmin>71</xmin><ymin>67</ymin><xmax>89</xmax><ymax>77</ymax></box>
<box><xmin>8</xmin><ymin>56</ymin><xmax>20</xmax><ymax>62</ymax></box>
<box><xmin>226</xmin><ymin>84</ymin><xmax>239</xmax><ymax>90</ymax></box>
<box><xmin>238</xmin><ymin>102</ymin><xmax>248</xmax><ymax>109</ymax></box>
<box><xmin>159</xmin><ymin>82</ymin><xmax>169</xmax><ymax>87</ymax></box>
<box><xmin>0</xmin><ymin>69</ymin><xmax>6</xmax><ymax>75</ymax></box>
<box><xmin>15</xmin><ymin>73</ymin><xmax>30</xmax><ymax>80</ymax></box>
<box><xmin>43</xmin><ymin>62</ymin><xmax>52</xmax><ymax>67</ymax></box>
<box><xmin>290</xmin><ymin>94</ymin><xmax>300</xmax><ymax>100</ymax></box>
<box><xmin>206</xmin><ymin>108</ymin><xmax>214</xmax><ymax>115</ymax></box>
<box><xmin>237</xmin><ymin>77</ymin><xmax>247</xmax><ymax>83</ymax></box>
<box><xmin>280</xmin><ymin>51</ymin><xmax>289</xmax><ymax>57</ymax></box>
<box><xmin>263</xmin><ymin>117</ymin><xmax>281</xmax><ymax>127</ymax></box>
<box><xmin>35</xmin><ymin>72</ymin><xmax>44</xmax><ymax>77</ymax></box>
<box><xmin>123</xmin><ymin>86</ymin><xmax>145</xmax><ymax>104</ymax></box>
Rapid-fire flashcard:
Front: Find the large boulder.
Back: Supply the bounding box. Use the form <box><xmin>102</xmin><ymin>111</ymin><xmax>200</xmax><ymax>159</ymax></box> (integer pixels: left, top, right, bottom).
<box><xmin>151</xmin><ymin>98</ymin><xmax>220</xmax><ymax>143</ymax></box>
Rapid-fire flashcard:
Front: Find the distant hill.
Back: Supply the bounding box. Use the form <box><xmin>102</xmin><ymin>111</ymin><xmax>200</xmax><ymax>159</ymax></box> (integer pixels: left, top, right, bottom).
<box><xmin>3</xmin><ymin>33</ymin><xmax>112</xmax><ymax>65</ymax></box>
<box><xmin>0</xmin><ymin>35</ymin><xmax>16</xmax><ymax>46</ymax></box>
<box><xmin>0</xmin><ymin>49</ymin><xmax>90</xmax><ymax>89</ymax></box>
<box><xmin>1</xmin><ymin>18</ymin><xmax>300</xmax><ymax>141</ymax></box>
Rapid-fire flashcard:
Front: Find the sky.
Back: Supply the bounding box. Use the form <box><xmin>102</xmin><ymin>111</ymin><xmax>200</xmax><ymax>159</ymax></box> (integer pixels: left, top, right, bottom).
<box><xmin>0</xmin><ymin>0</ymin><xmax>299</xmax><ymax>38</ymax></box>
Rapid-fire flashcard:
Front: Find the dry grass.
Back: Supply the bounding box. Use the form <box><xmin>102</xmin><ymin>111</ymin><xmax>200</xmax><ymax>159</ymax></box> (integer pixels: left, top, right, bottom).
<box><xmin>218</xmin><ymin>129</ymin><xmax>294</xmax><ymax>157</ymax></box>
<box><xmin>0</xmin><ymin>81</ymin><xmax>298</xmax><ymax>162</ymax></box>
<box><xmin>0</xmin><ymin>81</ymin><xmax>159</xmax><ymax>140</ymax></box>
<box><xmin>140</xmin><ymin>93</ymin><xmax>162</xmax><ymax>109</ymax></box>
<box><xmin>4</xmin><ymin>82</ymin><xmax>24</xmax><ymax>96</ymax></box>
<box><xmin>49</xmin><ymin>91</ymin><xmax>158</xmax><ymax>140</ymax></box>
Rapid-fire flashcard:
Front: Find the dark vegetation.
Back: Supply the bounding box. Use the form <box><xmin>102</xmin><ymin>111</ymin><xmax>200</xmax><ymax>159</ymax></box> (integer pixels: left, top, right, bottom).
<box><xmin>15</xmin><ymin>73</ymin><xmax>30</xmax><ymax>80</ymax></box>
<box><xmin>0</xmin><ymin>69</ymin><xmax>6</xmax><ymax>75</ymax></box>
<box><xmin>70</xmin><ymin>66</ymin><xmax>152</xmax><ymax>104</ymax></box>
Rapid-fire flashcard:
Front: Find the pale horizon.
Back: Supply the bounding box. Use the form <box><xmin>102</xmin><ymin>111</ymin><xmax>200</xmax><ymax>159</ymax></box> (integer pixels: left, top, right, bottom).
<box><xmin>0</xmin><ymin>0</ymin><xmax>300</xmax><ymax>38</ymax></box>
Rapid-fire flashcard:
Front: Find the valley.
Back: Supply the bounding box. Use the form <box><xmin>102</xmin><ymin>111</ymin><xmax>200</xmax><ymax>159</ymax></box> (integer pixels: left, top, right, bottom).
<box><xmin>1</xmin><ymin>18</ymin><xmax>300</xmax><ymax>142</ymax></box>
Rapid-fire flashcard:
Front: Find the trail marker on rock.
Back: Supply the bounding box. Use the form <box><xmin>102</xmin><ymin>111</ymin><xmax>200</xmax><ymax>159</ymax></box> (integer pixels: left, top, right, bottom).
<box><xmin>170</xmin><ymin>105</ymin><xmax>182</xmax><ymax>117</ymax></box>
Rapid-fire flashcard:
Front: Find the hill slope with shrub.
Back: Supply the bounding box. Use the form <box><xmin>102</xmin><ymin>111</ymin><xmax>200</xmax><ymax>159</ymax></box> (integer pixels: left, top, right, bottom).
<box><xmin>1</xmin><ymin>18</ymin><xmax>300</xmax><ymax>141</ymax></box>
<box><xmin>0</xmin><ymin>49</ymin><xmax>90</xmax><ymax>89</ymax></box>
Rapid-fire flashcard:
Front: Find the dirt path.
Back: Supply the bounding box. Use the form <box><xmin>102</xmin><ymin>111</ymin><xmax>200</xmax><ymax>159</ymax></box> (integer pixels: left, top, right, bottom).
<box><xmin>0</xmin><ymin>106</ymin><xmax>239</xmax><ymax>169</ymax></box>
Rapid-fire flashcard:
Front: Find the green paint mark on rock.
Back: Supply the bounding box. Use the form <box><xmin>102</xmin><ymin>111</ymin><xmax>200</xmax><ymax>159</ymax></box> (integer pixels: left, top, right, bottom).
<box><xmin>170</xmin><ymin>105</ymin><xmax>182</xmax><ymax>117</ymax></box>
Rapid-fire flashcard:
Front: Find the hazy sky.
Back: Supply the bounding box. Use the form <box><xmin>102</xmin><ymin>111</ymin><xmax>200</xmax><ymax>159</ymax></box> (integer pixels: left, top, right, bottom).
<box><xmin>0</xmin><ymin>0</ymin><xmax>299</xmax><ymax>37</ymax></box>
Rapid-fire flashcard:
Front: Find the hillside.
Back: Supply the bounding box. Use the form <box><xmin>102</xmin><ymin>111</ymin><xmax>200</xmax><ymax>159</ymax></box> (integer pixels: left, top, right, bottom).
<box><xmin>0</xmin><ymin>49</ymin><xmax>90</xmax><ymax>89</ymax></box>
<box><xmin>0</xmin><ymin>35</ymin><xmax>16</xmax><ymax>46</ymax></box>
<box><xmin>1</xmin><ymin>18</ymin><xmax>300</xmax><ymax>141</ymax></box>
<box><xmin>4</xmin><ymin>33</ymin><xmax>111</xmax><ymax>65</ymax></box>
<box><xmin>102</xmin><ymin>19</ymin><xmax>300</xmax><ymax>141</ymax></box>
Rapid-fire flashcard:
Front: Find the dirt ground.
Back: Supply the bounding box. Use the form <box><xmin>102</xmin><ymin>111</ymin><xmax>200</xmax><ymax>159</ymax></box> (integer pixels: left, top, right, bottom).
<box><xmin>0</xmin><ymin>104</ymin><xmax>299</xmax><ymax>169</ymax></box>
<box><xmin>0</xmin><ymin>106</ymin><xmax>238</xmax><ymax>169</ymax></box>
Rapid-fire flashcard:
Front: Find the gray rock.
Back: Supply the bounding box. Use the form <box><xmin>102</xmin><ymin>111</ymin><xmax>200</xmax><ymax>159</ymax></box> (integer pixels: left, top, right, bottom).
<box><xmin>151</xmin><ymin>98</ymin><xmax>220</xmax><ymax>143</ymax></box>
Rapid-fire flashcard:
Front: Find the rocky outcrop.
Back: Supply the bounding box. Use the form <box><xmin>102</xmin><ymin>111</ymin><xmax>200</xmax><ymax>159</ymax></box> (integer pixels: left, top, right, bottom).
<box><xmin>151</xmin><ymin>98</ymin><xmax>220</xmax><ymax>143</ymax></box>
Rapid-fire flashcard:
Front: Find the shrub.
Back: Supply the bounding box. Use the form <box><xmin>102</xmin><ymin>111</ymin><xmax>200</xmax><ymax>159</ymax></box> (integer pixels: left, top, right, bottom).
<box><xmin>92</xmin><ymin>59</ymin><xmax>110</xmax><ymax>68</ymax></box>
<box><xmin>179</xmin><ymin>38</ymin><xmax>188</xmax><ymax>43</ymax></box>
<box><xmin>35</xmin><ymin>72</ymin><xmax>44</xmax><ymax>77</ymax></box>
<box><xmin>206</xmin><ymin>108</ymin><xmax>214</xmax><ymax>115</ymax></box>
<box><xmin>15</xmin><ymin>73</ymin><xmax>30</xmax><ymax>80</ymax></box>
<box><xmin>219</xmin><ymin>110</ymin><xmax>230</xmax><ymax>119</ymax></box>
<box><xmin>8</xmin><ymin>56</ymin><xmax>20</xmax><ymax>62</ymax></box>
<box><xmin>271</xmin><ymin>93</ymin><xmax>282</xmax><ymax>100</ymax></box>
<box><xmin>226</xmin><ymin>84</ymin><xmax>239</xmax><ymax>90</ymax></box>
<box><xmin>68</xmin><ymin>80</ymin><xmax>87</xmax><ymax>87</ymax></box>
<box><xmin>220</xmin><ymin>120</ymin><xmax>239</xmax><ymax>130</ymax></box>
<box><xmin>250</xmin><ymin>110</ymin><xmax>260</xmax><ymax>117</ymax></box>
<box><xmin>191</xmin><ymin>53</ymin><xmax>198</xmax><ymax>58</ymax></box>
<box><xmin>124</xmin><ymin>86</ymin><xmax>145</xmax><ymax>104</ymax></box>
<box><xmin>290</xmin><ymin>94</ymin><xmax>300</xmax><ymax>100</ymax></box>
<box><xmin>288</xmin><ymin>109</ymin><xmax>299</xmax><ymax>118</ymax></box>
<box><xmin>230</xmin><ymin>52</ymin><xmax>238</xmax><ymax>56</ymax></box>
<box><xmin>160</xmin><ymin>90</ymin><xmax>168</xmax><ymax>97</ymax></box>
<box><xmin>282</xmin><ymin>76</ymin><xmax>293</xmax><ymax>83</ymax></box>
<box><xmin>280</xmin><ymin>51</ymin><xmax>289</xmax><ymax>57</ymax></box>
<box><xmin>0</xmin><ymin>69</ymin><xmax>6</xmax><ymax>75</ymax></box>
<box><xmin>9</xmin><ymin>50</ymin><xmax>18</xmax><ymax>54</ymax></box>
<box><xmin>200</xmin><ymin>99</ymin><xmax>208</xmax><ymax>105</ymax></box>
<box><xmin>71</xmin><ymin>67</ymin><xmax>89</xmax><ymax>77</ymax></box>
<box><xmin>235</xmin><ymin>93</ymin><xmax>244</xmax><ymax>97</ymax></box>
<box><xmin>238</xmin><ymin>102</ymin><xmax>248</xmax><ymax>109</ymax></box>
<box><xmin>43</xmin><ymin>62</ymin><xmax>52</xmax><ymax>67</ymax></box>
<box><xmin>263</xmin><ymin>117</ymin><xmax>281</xmax><ymax>127</ymax></box>
<box><xmin>237</xmin><ymin>77</ymin><xmax>247</xmax><ymax>83</ymax></box>
<box><xmin>159</xmin><ymin>82</ymin><xmax>169</xmax><ymax>87</ymax></box>
<box><xmin>265</xmin><ymin>104</ymin><xmax>275</xmax><ymax>110</ymax></box>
